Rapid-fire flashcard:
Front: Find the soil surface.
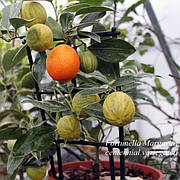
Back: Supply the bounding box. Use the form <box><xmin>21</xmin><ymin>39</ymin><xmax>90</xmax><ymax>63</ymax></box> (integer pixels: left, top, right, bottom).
<box><xmin>58</xmin><ymin>164</ymin><xmax>153</xmax><ymax>180</ymax></box>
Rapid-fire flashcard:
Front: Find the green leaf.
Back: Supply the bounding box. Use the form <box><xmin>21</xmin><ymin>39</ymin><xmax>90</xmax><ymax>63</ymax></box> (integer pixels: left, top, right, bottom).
<box><xmin>2</xmin><ymin>44</ymin><xmax>27</xmax><ymax>71</ymax></box>
<box><xmin>46</xmin><ymin>17</ymin><xmax>64</xmax><ymax>39</ymax></box>
<box><xmin>119</xmin><ymin>16</ymin><xmax>133</xmax><ymax>24</ymax></box>
<box><xmin>129</xmin><ymin>130</ymin><xmax>139</xmax><ymax>141</ymax></box>
<box><xmin>154</xmin><ymin>78</ymin><xmax>161</xmax><ymax>88</ymax></box>
<box><xmin>13</xmin><ymin>125</ymin><xmax>55</xmax><ymax>157</ymax></box>
<box><xmin>169</xmin><ymin>74</ymin><xmax>180</xmax><ymax>80</ymax></box>
<box><xmin>2</xmin><ymin>2</ymin><xmax>23</xmax><ymax>29</ymax></box>
<box><xmin>12</xmin><ymin>43</ymin><xmax>27</xmax><ymax>62</ymax></box>
<box><xmin>167</xmin><ymin>95</ymin><xmax>175</xmax><ymax>104</ymax></box>
<box><xmin>89</xmin><ymin>74</ymin><xmax>109</xmax><ymax>84</ymax></box>
<box><xmin>112</xmin><ymin>75</ymin><xmax>136</xmax><ymax>87</ymax></box>
<box><xmin>78</xmin><ymin>0</ymin><xmax>103</xmax><ymax>5</ymax></box>
<box><xmin>0</xmin><ymin>109</ymin><xmax>30</xmax><ymax>122</ymax></box>
<box><xmin>80</xmin><ymin>11</ymin><xmax>106</xmax><ymax>24</ymax></box>
<box><xmin>79</xmin><ymin>87</ymin><xmax>108</xmax><ymax>95</ymax></box>
<box><xmin>157</xmin><ymin>87</ymin><xmax>169</xmax><ymax>97</ymax></box>
<box><xmin>7</xmin><ymin>152</ymin><xmax>25</xmax><ymax>177</ymax></box>
<box><xmin>75</xmin><ymin>6</ymin><xmax>114</xmax><ymax>16</ymax></box>
<box><xmin>89</xmin><ymin>39</ymin><xmax>136</xmax><ymax>63</ymax></box>
<box><xmin>78</xmin><ymin>31</ymin><xmax>101</xmax><ymax>43</ymax></box>
<box><xmin>23</xmin><ymin>99</ymin><xmax>70</xmax><ymax>112</ymax></box>
<box><xmin>119</xmin><ymin>0</ymin><xmax>145</xmax><ymax>24</ymax></box>
<box><xmin>0</xmin><ymin>123</ymin><xmax>24</xmax><ymax>140</ymax></box>
<box><xmin>91</xmin><ymin>22</ymin><xmax>107</xmax><ymax>44</ymax></box>
<box><xmin>32</xmin><ymin>52</ymin><xmax>47</xmax><ymax>83</ymax></box>
<box><xmin>21</xmin><ymin>72</ymin><xmax>35</xmax><ymax>89</ymax></box>
<box><xmin>135</xmin><ymin>92</ymin><xmax>153</xmax><ymax>103</ymax></box>
<box><xmin>119</xmin><ymin>0</ymin><xmax>125</xmax><ymax>3</ymax></box>
<box><xmin>133</xmin><ymin>22</ymin><xmax>142</xmax><ymax>27</ymax></box>
<box><xmin>76</xmin><ymin>74</ymin><xmax>100</xmax><ymax>85</ymax></box>
<box><xmin>16</xmin><ymin>89</ymin><xmax>33</xmax><ymax>96</ymax></box>
<box><xmin>140</xmin><ymin>36</ymin><xmax>155</xmax><ymax>47</ymax></box>
<box><xmin>92</xmin><ymin>22</ymin><xmax>106</xmax><ymax>33</ymax></box>
<box><xmin>91</xmin><ymin>24</ymin><xmax>120</xmax><ymax>79</ymax></box>
<box><xmin>7</xmin><ymin>125</ymin><xmax>55</xmax><ymax>176</ymax></box>
<box><xmin>133</xmin><ymin>73</ymin><xmax>158</xmax><ymax>79</ymax></box>
<box><xmin>63</xmin><ymin>3</ymin><xmax>90</xmax><ymax>12</ymax></box>
<box><xmin>0</xmin><ymin>80</ymin><xmax>6</xmax><ymax>91</ymax></box>
<box><xmin>98</xmin><ymin>59</ymin><xmax>120</xmax><ymax>80</ymax></box>
<box><xmin>60</xmin><ymin>12</ymin><xmax>74</xmax><ymax>33</ymax></box>
<box><xmin>9</xmin><ymin>18</ymin><xmax>35</xmax><ymax>29</ymax></box>
<box><xmin>155</xmin><ymin>86</ymin><xmax>175</xmax><ymax>104</ymax></box>
<box><xmin>89</xmin><ymin>124</ymin><xmax>101</xmax><ymax>140</ymax></box>
<box><xmin>17</xmin><ymin>66</ymin><xmax>31</xmax><ymax>79</ymax></box>
<box><xmin>141</xmin><ymin>63</ymin><xmax>154</xmax><ymax>74</ymax></box>
<box><xmin>83</xmin><ymin>103</ymin><xmax>108</xmax><ymax>123</ymax></box>
<box><xmin>76</xmin><ymin>22</ymin><xmax>98</xmax><ymax>30</ymax></box>
<box><xmin>139</xmin><ymin>47</ymin><xmax>148</xmax><ymax>56</ymax></box>
<box><xmin>121</xmin><ymin>60</ymin><xmax>138</xmax><ymax>73</ymax></box>
<box><xmin>122</xmin><ymin>82</ymin><xmax>140</xmax><ymax>91</ymax></box>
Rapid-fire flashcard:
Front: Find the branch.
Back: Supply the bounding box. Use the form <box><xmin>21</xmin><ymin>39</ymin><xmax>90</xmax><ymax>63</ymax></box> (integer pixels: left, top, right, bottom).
<box><xmin>75</xmin><ymin>145</ymin><xmax>96</xmax><ymax>161</ymax></box>
<box><xmin>139</xmin><ymin>102</ymin><xmax>180</xmax><ymax>121</ymax></box>
<box><xmin>0</xmin><ymin>0</ymin><xmax>6</xmax><ymax>7</ymax></box>
<box><xmin>144</xmin><ymin>0</ymin><xmax>180</xmax><ymax>116</ymax></box>
<box><xmin>63</xmin><ymin>146</ymin><xmax>84</xmax><ymax>161</ymax></box>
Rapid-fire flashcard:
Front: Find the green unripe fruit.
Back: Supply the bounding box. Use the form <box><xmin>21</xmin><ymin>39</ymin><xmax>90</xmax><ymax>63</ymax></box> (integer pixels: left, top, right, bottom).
<box><xmin>26</xmin><ymin>166</ymin><xmax>46</xmax><ymax>180</ymax></box>
<box><xmin>79</xmin><ymin>50</ymin><xmax>98</xmax><ymax>73</ymax></box>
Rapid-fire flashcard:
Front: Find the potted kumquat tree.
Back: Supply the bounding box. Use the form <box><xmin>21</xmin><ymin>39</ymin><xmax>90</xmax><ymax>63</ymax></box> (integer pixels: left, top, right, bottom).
<box><xmin>0</xmin><ymin>0</ymin><xmax>170</xmax><ymax>179</ymax></box>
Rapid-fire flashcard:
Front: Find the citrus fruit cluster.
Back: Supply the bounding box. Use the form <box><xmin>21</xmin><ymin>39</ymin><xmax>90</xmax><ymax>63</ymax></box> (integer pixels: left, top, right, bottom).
<box><xmin>22</xmin><ymin>0</ymin><xmax>135</xmax><ymax>150</ymax></box>
<box><xmin>21</xmin><ymin>1</ymin><xmax>53</xmax><ymax>52</ymax></box>
<box><xmin>56</xmin><ymin>91</ymin><xmax>135</xmax><ymax>140</ymax></box>
<box><xmin>45</xmin><ymin>46</ymin><xmax>99</xmax><ymax>82</ymax></box>
<box><xmin>22</xmin><ymin>2</ymin><xmax>99</xmax><ymax>82</ymax></box>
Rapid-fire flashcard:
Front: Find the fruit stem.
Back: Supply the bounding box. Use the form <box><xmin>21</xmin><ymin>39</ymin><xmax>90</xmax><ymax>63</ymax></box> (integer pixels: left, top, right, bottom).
<box><xmin>74</xmin><ymin>145</ymin><xmax>96</xmax><ymax>161</ymax></box>
<box><xmin>76</xmin><ymin>35</ymin><xmax>87</xmax><ymax>51</ymax></box>
<box><xmin>51</xmin><ymin>1</ymin><xmax>58</xmax><ymax>21</ymax></box>
<box><xmin>54</xmin><ymin>86</ymin><xmax>74</xmax><ymax>113</ymax></box>
<box><xmin>98</xmin><ymin>122</ymin><xmax>105</xmax><ymax>142</ymax></box>
<box><xmin>53</xmin><ymin>87</ymin><xmax>61</xmax><ymax>121</ymax></box>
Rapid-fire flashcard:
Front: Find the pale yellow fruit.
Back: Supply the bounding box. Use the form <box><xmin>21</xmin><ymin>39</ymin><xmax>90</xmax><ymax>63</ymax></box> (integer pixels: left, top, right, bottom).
<box><xmin>72</xmin><ymin>92</ymin><xmax>100</xmax><ymax>115</ymax></box>
<box><xmin>57</xmin><ymin>115</ymin><xmax>81</xmax><ymax>140</ymax></box>
<box><xmin>103</xmin><ymin>92</ymin><xmax>135</xmax><ymax>126</ymax></box>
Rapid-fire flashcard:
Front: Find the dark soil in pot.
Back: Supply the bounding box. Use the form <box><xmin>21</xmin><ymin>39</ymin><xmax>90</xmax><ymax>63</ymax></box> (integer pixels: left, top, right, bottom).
<box><xmin>48</xmin><ymin>161</ymin><xmax>163</xmax><ymax>180</ymax></box>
